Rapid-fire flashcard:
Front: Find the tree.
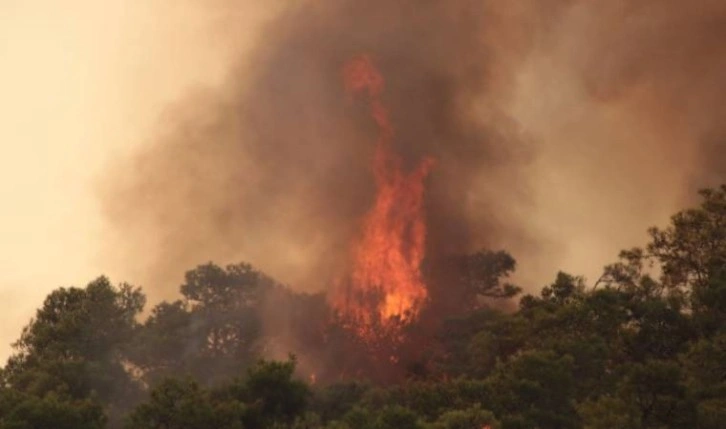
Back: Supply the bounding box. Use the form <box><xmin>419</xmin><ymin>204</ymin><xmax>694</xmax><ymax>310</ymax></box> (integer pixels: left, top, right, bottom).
<box><xmin>428</xmin><ymin>404</ymin><xmax>500</xmax><ymax>429</ymax></box>
<box><xmin>126</xmin><ymin>357</ymin><xmax>308</xmax><ymax>429</ymax></box>
<box><xmin>373</xmin><ymin>405</ymin><xmax>423</xmax><ymax>429</ymax></box>
<box><xmin>619</xmin><ymin>360</ymin><xmax>696</xmax><ymax>428</ymax></box>
<box><xmin>460</xmin><ymin>250</ymin><xmax>521</xmax><ymax>300</ymax></box>
<box><xmin>2</xmin><ymin>277</ymin><xmax>145</xmax><ymax>426</ymax></box>
<box><xmin>130</xmin><ymin>262</ymin><xmax>273</xmax><ymax>384</ymax></box>
<box><xmin>0</xmin><ymin>389</ymin><xmax>106</xmax><ymax>429</ymax></box>
<box><xmin>182</xmin><ymin>263</ymin><xmax>265</xmax><ymax>362</ymax></box>
<box><xmin>682</xmin><ymin>333</ymin><xmax>726</xmax><ymax>428</ymax></box>
<box><xmin>647</xmin><ymin>186</ymin><xmax>726</xmax><ymax>292</ymax></box>
<box><xmin>577</xmin><ymin>395</ymin><xmax>641</xmax><ymax>429</ymax></box>
<box><xmin>126</xmin><ymin>378</ymin><xmax>230</xmax><ymax>429</ymax></box>
<box><xmin>601</xmin><ymin>186</ymin><xmax>726</xmax><ymax>311</ymax></box>
<box><xmin>486</xmin><ymin>351</ymin><xmax>579</xmax><ymax>429</ymax></box>
<box><xmin>427</xmin><ymin>249</ymin><xmax>521</xmax><ymax>318</ymax></box>
<box><xmin>312</xmin><ymin>382</ymin><xmax>370</xmax><ymax>423</ymax></box>
<box><xmin>228</xmin><ymin>358</ymin><xmax>310</xmax><ymax>427</ymax></box>
<box><xmin>127</xmin><ymin>300</ymin><xmax>194</xmax><ymax>382</ymax></box>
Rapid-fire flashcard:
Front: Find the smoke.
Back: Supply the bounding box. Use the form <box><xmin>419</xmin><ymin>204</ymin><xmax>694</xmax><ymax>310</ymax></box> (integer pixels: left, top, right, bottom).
<box><xmin>507</xmin><ymin>0</ymin><xmax>726</xmax><ymax>281</ymax></box>
<box><xmin>101</xmin><ymin>0</ymin><xmax>726</xmax><ymax>304</ymax></box>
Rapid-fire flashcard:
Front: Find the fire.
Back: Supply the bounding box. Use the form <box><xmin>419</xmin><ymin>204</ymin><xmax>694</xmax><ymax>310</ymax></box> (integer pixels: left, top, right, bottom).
<box><xmin>332</xmin><ymin>55</ymin><xmax>435</xmax><ymax>338</ymax></box>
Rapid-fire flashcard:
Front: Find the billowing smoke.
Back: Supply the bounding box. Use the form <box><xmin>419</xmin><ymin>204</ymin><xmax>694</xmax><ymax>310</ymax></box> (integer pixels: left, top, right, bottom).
<box><xmin>101</xmin><ymin>0</ymin><xmax>726</xmax><ymax>305</ymax></box>
<box><xmin>508</xmin><ymin>0</ymin><xmax>726</xmax><ymax>280</ymax></box>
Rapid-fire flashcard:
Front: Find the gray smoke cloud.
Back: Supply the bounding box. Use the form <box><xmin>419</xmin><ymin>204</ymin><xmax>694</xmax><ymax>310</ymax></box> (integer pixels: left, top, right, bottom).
<box><xmin>101</xmin><ymin>0</ymin><xmax>726</xmax><ymax>303</ymax></box>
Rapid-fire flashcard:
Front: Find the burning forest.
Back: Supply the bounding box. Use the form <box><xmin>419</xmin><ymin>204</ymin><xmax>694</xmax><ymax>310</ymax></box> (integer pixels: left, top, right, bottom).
<box><xmin>4</xmin><ymin>0</ymin><xmax>726</xmax><ymax>428</ymax></box>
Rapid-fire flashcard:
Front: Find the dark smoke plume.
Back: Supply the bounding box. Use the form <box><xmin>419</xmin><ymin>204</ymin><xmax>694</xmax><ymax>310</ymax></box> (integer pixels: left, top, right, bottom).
<box><xmin>102</xmin><ymin>0</ymin><xmax>726</xmax><ymax>304</ymax></box>
<box><xmin>103</xmin><ymin>0</ymin><xmax>561</xmax><ymax>300</ymax></box>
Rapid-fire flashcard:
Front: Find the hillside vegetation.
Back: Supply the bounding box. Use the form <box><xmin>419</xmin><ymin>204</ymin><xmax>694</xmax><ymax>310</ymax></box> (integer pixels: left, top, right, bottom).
<box><xmin>3</xmin><ymin>187</ymin><xmax>726</xmax><ymax>429</ymax></box>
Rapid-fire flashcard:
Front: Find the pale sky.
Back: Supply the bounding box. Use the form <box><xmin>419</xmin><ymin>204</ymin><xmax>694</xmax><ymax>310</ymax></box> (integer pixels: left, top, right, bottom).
<box><xmin>0</xmin><ymin>0</ymin><xmax>274</xmax><ymax>361</ymax></box>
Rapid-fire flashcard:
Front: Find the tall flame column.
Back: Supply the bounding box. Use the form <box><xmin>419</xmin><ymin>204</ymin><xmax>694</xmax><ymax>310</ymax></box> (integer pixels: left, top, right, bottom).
<box><xmin>332</xmin><ymin>55</ymin><xmax>435</xmax><ymax>340</ymax></box>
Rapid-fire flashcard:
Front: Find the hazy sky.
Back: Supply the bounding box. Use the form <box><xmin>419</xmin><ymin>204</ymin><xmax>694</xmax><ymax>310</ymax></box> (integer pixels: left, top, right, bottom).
<box><xmin>0</xmin><ymin>0</ymin><xmax>275</xmax><ymax>361</ymax></box>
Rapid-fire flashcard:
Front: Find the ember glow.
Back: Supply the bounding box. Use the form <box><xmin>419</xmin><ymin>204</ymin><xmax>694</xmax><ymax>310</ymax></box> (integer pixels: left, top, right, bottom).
<box><xmin>332</xmin><ymin>55</ymin><xmax>435</xmax><ymax>337</ymax></box>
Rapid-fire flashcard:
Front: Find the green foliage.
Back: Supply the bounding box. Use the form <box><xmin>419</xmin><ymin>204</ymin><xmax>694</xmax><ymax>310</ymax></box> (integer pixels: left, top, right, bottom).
<box><xmin>460</xmin><ymin>250</ymin><xmax>521</xmax><ymax>299</ymax></box>
<box><xmin>238</xmin><ymin>358</ymin><xmax>310</xmax><ymax>426</ymax></box>
<box><xmin>5</xmin><ymin>186</ymin><xmax>726</xmax><ymax>428</ymax></box>
<box><xmin>312</xmin><ymin>382</ymin><xmax>371</xmax><ymax>422</ymax></box>
<box><xmin>379</xmin><ymin>406</ymin><xmax>424</xmax><ymax>429</ymax></box>
<box><xmin>2</xmin><ymin>277</ymin><xmax>144</xmax><ymax>427</ymax></box>
<box><xmin>124</xmin><ymin>378</ymin><xmax>219</xmax><ymax>429</ymax></box>
<box><xmin>648</xmin><ymin>186</ymin><xmax>726</xmax><ymax>291</ymax></box>
<box><xmin>487</xmin><ymin>351</ymin><xmax>578</xmax><ymax>429</ymax></box>
<box><xmin>0</xmin><ymin>389</ymin><xmax>106</xmax><ymax>429</ymax></box>
<box><xmin>615</xmin><ymin>360</ymin><xmax>696</xmax><ymax>428</ymax></box>
<box><xmin>129</xmin><ymin>262</ymin><xmax>272</xmax><ymax>384</ymax></box>
<box><xmin>578</xmin><ymin>395</ymin><xmax>640</xmax><ymax>429</ymax></box>
<box><xmin>125</xmin><ymin>357</ymin><xmax>308</xmax><ymax>429</ymax></box>
<box><xmin>682</xmin><ymin>333</ymin><xmax>726</xmax><ymax>399</ymax></box>
<box><xmin>127</xmin><ymin>300</ymin><xmax>192</xmax><ymax>380</ymax></box>
<box><xmin>6</xmin><ymin>277</ymin><xmax>144</xmax><ymax>390</ymax></box>
<box><xmin>340</xmin><ymin>406</ymin><xmax>375</xmax><ymax>429</ymax></box>
<box><xmin>427</xmin><ymin>404</ymin><xmax>500</xmax><ymax>429</ymax></box>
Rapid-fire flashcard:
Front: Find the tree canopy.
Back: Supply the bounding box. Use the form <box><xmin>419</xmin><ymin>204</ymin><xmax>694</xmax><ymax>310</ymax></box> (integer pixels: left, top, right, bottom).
<box><xmin>4</xmin><ymin>186</ymin><xmax>726</xmax><ymax>428</ymax></box>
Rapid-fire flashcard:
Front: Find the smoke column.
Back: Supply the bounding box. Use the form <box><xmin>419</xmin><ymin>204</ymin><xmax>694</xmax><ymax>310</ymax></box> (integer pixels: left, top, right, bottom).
<box><xmin>101</xmin><ymin>0</ymin><xmax>726</xmax><ymax>302</ymax></box>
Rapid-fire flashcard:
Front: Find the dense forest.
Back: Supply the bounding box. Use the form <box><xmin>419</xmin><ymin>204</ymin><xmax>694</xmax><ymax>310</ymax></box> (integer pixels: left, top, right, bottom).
<box><xmin>3</xmin><ymin>186</ymin><xmax>726</xmax><ymax>429</ymax></box>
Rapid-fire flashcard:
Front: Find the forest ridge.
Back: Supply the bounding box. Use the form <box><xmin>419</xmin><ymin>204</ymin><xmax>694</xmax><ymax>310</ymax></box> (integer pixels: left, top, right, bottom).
<box><xmin>3</xmin><ymin>186</ymin><xmax>726</xmax><ymax>428</ymax></box>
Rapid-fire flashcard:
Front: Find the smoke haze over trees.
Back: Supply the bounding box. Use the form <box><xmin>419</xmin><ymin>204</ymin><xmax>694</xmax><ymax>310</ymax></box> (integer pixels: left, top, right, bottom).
<box><xmin>4</xmin><ymin>186</ymin><xmax>726</xmax><ymax>428</ymax></box>
<box><xmin>4</xmin><ymin>1</ymin><xmax>726</xmax><ymax>428</ymax></box>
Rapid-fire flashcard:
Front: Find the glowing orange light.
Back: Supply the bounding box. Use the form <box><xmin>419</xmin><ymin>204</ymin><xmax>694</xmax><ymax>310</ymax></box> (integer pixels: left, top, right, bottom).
<box><xmin>332</xmin><ymin>54</ymin><xmax>434</xmax><ymax>339</ymax></box>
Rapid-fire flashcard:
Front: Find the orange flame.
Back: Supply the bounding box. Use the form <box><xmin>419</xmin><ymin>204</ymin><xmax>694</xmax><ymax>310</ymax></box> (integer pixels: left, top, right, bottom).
<box><xmin>333</xmin><ymin>55</ymin><xmax>435</xmax><ymax>338</ymax></box>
